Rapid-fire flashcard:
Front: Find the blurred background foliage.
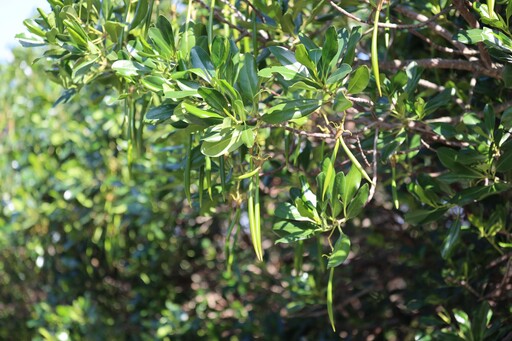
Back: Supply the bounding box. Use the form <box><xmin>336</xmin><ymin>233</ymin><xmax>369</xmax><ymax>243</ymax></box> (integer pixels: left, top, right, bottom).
<box><xmin>1</xmin><ymin>0</ymin><xmax>512</xmax><ymax>340</ymax></box>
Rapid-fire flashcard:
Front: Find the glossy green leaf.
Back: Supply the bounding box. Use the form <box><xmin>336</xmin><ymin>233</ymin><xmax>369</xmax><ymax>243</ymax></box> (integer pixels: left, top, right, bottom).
<box><xmin>497</xmin><ymin>148</ymin><xmax>512</xmax><ymax>172</ymax></box>
<box><xmin>262</xmin><ymin>99</ymin><xmax>322</xmax><ymax>124</ymax></box>
<box><xmin>295</xmin><ymin>44</ymin><xmax>317</xmax><ymax>74</ymax></box>
<box><xmin>164</xmin><ymin>90</ymin><xmax>198</xmax><ymax>99</ymax></box>
<box><xmin>275</xmin><ymin>202</ymin><xmax>313</xmax><ymax>222</ymax></box>
<box><xmin>343</xmin><ymin>165</ymin><xmax>362</xmax><ymax>209</ymax></box>
<box><xmin>190</xmin><ymin>46</ymin><xmax>215</xmax><ymax>80</ymax></box>
<box><xmin>405</xmin><ymin>208</ymin><xmax>449</xmax><ymax>225</ymax></box>
<box><xmin>211</xmin><ymin>36</ymin><xmax>229</xmax><ymax>67</ymax></box>
<box><xmin>454</xmin><ymin>29</ymin><xmax>484</xmax><ymax>44</ymax></box>
<box><xmin>326</xmin><ymin>64</ymin><xmax>352</xmax><ymax>85</ymax></box>
<box><xmin>141</xmin><ymin>75</ymin><xmax>168</xmax><ymax>92</ymax></box>
<box><xmin>198</xmin><ymin>87</ymin><xmax>229</xmax><ymax>113</ymax></box>
<box><xmin>112</xmin><ymin>60</ymin><xmax>150</xmax><ymax>77</ymax></box>
<box><xmin>238</xmin><ymin>54</ymin><xmax>259</xmax><ymax>103</ymax></box>
<box><xmin>148</xmin><ymin>27</ymin><xmax>173</xmax><ymax>59</ymax></box>
<box><xmin>441</xmin><ymin>218</ymin><xmax>461</xmax><ymax>259</ymax></box>
<box><xmin>258</xmin><ymin>66</ymin><xmax>302</xmax><ymax>81</ymax></box>
<box><xmin>333</xmin><ymin>91</ymin><xmax>353</xmax><ymax>112</ymax></box>
<box><xmin>156</xmin><ymin>15</ymin><xmax>175</xmax><ymax>51</ymax></box>
<box><xmin>322</xmin><ymin>157</ymin><xmax>335</xmax><ymax>201</ymax></box>
<box><xmin>273</xmin><ymin>220</ymin><xmax>317</xmax><ymax>243</ymax></box>
<box><xmin>450</xmin><ymin>183</ymin><xmax>510</xmax><ymax>206</ymax></box>
<box><xmin>328</xmin><ymin>234</ymin><xmax>351</xmax><ymax>268</ymax></box>
<box><xmin>331</xmin><ymin>172</ymin><xmax>345</xmax><ymax>217</ymax></box>
<box><xmin>144</xmin><ymin>103</ymin><xmax>176</xmax><ymax>124</ymax></box>
<box><xmin>268</xmin><ymin>46</ymin><xmax>307</xmax><ymax>75</ymax></box>
<box><xmin>347</xmin><ymin>65</ymin><xmax>370</xmax><ymax>94</ymax></box>
<box><xmin>201</xmin><ymin>128</ymin><xmax>244</xmax><ymax>157</ymax></box>
<box><xmin>404</xmin><ymin>62</ymin><xmax>423</xmax><ymax>98</ymax></box>
<box><xmin>424</xmin><ymin>88</ymin><xmax>454</xmax><ymax>116</ymax></box>
<box><xmin>320</xmin><ymin>27</ymin><xmax>338</xmax><ymax>79</ymax></box>
<box><xmin>130</xmin><ymin>0</ymin><xmax>149</xmax><ymax>29</ymax></box>
<box><xmin>342</xmin><ymin>26</ymin><xmax>362</xmax><ymax>65</ymax></box>
<box><xmin>346</xmin><ymin>183</ymin><xmax>369</xmax><ymax>219</ymax></box>
<box><xmin>240</xmin><ymin>128</ymin><xmax>255</xmax><ymax>148</ymax></box>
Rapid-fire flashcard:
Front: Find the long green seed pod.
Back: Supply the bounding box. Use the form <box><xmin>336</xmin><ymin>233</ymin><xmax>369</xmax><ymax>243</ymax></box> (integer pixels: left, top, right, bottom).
<box><xmin>372</xmin><ymin>0</ymin><xmax>383</xmax><ymax>97</ymax></box>
<box><xmin>340</xmin><ymin>136</ymin><xmax>374</xmax><ymax>185</ymax></box>
<box><xmin>327</xmin><ymin>267</ymin><xmax>336</xmax><ymax>331</ymax></box>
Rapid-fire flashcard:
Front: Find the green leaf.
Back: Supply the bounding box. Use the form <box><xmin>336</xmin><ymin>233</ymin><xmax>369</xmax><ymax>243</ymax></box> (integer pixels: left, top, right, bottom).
<box><xmin>441</xmin><ymin>218</ymin><xmax>461</xmax><ymax>259</ymax></box>
<box><xmin>483</xmin><ymin>104</ymin><xmax>495</xmax><ymax>138</ymax></box>
<box><xmin>16</xmin><ymin>32</ymin><xmax>46</xmax><ymax>47</ymax></box>
<box><xmin>404</xmin><ymin>62</ymin><xmax>423</xmax><ymax>98</ymax></box>
<box><xmin>320</xmin><ymin>27</ymin><xmax>338</xmax><ymax>79</ymax></box>
<box><xmin>164</xmin><ymin>90</ymin><xmax>198</xmax><ymax>99</ymax></box>
<box><xmin>295</xmin><ymin>44</ymin><xmax>317</xmax><ymax>74</ymax></box>
<box><xmin>343</xmin><ymin>165</ymin><xmax>362</xmax><ymax>209</ymax></box>
<box><xmin>268</xmin><ymin>46</ymin><xmax>307</xmax><ymax>75</ymax></box>
<box><xmin>342</xmin><ymin>26</ymin><xmax>362</xmax><ymax>65</ymax></box>
<box><xmin>198</xmin><ymin>87</ymin><xmax>229</xmax><ymax>113</ymax></box>
<box><xmin>450</xmin><ymin>183</ymin><xmax>510</xmax><ymax>206</ymax></box>
<box><xmin>190</xmin><ymin>46</ymin><xmax>215</xmax><ymax>81</ymax></box>
<box><xmin>211</xmin><ymin>36</ymin><xmax>229</xmax><ymax>67</ymax></box>
<box><xmin>346</xmin><ymin>183</ymin><xmax>369</xmax><ymax>219</ymax></box>
<box><xmin>326</xmin><ymin>64</ymin><xmax>352</xmax><ymax>85</ymax></box>
<box><xmin>497</xmin><ymin>148</ymin><xmax>512</xmax><ymax>172</ymax></box>
<box><xmin>322</xmin><ymin>158</ymin><xmax>336</xmax><ymax>202</ymax></box>
<box><xmin>148</xmin><ymin>27</ymin><xmax>173</xmax><ymax>59</ymax></box>
<box><xmin>328</xmin><ymin>234</ymin><xmax>351</xmax><ymax>268</ymax></box>
<box><xmin>240</xmin><ymin>128</ymin><xmax>255</xmax><ymax>148</ymax></box>
<box><xmin>405</xmin><ymin>208</ymin><xmax>449</xmax><ymax>224</ymax></box>
<box><xmin>201</xmin><ymin>127</ymin><xmax>244</xmax><ymax>157</ymax></box>
<box><xmin>175</xmin><ymin>102</ymin><xmax>223</xmax><ymax>126</ymax></box>
<box><xmin>347</xmin><ymin>65</ymin><xmax>370</xmax><ymax>94</ymax></box>
<box><xmin>424</xmin><ymin>88</ymin><xmax>454</xmax><ymax>116</ymax></box>
<box><xmin>273</xmin><ymin>220</ymin><xmax>317</xmax><ymax>243</ymax></box>
<box><xmin>258</xmin><ymin>66</ymin><xmax>302</xmax><ymax>81</ymax></box>
<box><xmin>144</xmin><ymin>103</ymin><xmax>176</xmax><ymax>124</ymax></box>
<box><xmin>130</xmin><ymin>0</ymin><xmax>149</xmax><ymax>30</ymax></box>
<box><xmin>331</xmin><ymin>172</ymin><xmax>345</xmax><ymax>217</ymax></box>
<box><xmin>333</xmin><ymin>91</ymin><xmax>353</xmax><ymax>112</ymax></box>
<box><xmin>141</xmin><ymin>75</ymin><xmax>168</xmax><ymax>92</ymax></box>
<box><xmin>454</xmin><ymin>29</ymin><xmax>484</xmax><ymax>44</ymax></box>
<box><xmin>275</xmin><ymin>202</ymin><xmax>314</xmax><ymax>222</ymax></box>
<box><xmin>156</xmin><ymin>15</ymin><xmax>175</xmax><ymax>51</ymax></box>
<box><xmin>504</xmin><ymin>64</ymin><xmax>512</xmax><ymax>88</ymax></box>
<box><xmin>262</xmin><ymin>99</ymin><xmax>322</xmax><ymax>124</ymax></box>
<box><xmin>112</xmin><ymin>60</ymin><xmax>150</xmax><ymax>77</ymax></box>
<box><xmin>238</xmin><ymin>54</ymin><xmax>259</xmax><ymax>103</ymax></box>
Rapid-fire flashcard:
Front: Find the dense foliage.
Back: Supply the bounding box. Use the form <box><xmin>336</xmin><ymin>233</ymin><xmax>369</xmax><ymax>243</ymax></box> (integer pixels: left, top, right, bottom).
<box><xmin>2</xmin><ymin>0</ymin><xmax>512</xmax><ymax>339</ymax></box>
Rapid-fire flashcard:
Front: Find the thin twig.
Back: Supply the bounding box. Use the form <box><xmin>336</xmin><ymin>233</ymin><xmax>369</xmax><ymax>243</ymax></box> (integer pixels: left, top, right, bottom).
<box><xmin>452</xmin><ymin>0</ymin><xmax>492</xmax><ymax>67</ymax></box>
<box><xmin>329</xmin><ymin>1</ymin><xmax>450</xmax><ymax>29</ymax></box>
<box><xmin>367</xmin><ymin>127</ymin><xmax>379</xmax><ymax>204</ymax></box>
<box><xmin>378</xmin><ymin>58</ymin><xmax>503</xmax><ymax>80</ymax></box>
<box><xmin>393</xmin><ymin>5</ymin><xmax>471</xmax><ymax>54</ymax></box>
<box><xmin>409</xmin><ymin>30</ymin><xmax>479</xmax><ymax>56</ymax></box>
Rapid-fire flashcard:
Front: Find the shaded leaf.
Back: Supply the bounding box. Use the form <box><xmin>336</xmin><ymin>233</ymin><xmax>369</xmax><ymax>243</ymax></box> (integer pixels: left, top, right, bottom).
<box><xmin>328</xmin><ymin>234</ymin><xmax>351</xmax><ymax>268</ymax></box>
<box><xmin>262</xmin><ymin>99</ymin><xmax>322</xmax><ymax>124</ymax></box>
<box><xmin>347</xmin><ymin>65</ymin><xmax>370</xmax><ymax>94</ymax></box>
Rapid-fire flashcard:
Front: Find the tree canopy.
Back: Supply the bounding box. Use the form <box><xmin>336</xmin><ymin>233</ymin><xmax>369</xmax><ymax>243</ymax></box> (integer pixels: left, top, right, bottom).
<box><xmin>2</xmin><ymin>0</ymin><xmax>512</xmax><ymax>339</ymax></box>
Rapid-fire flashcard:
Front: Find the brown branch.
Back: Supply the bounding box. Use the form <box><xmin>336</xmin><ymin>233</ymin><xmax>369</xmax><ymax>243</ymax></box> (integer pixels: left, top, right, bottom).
<box><xmin>409</xmin><ymin>29</ymin><xmax>479</xmax><ymax>56</ymax></box>
<box><xmin>329</xmin><ymin>1</ymin><xmax>450</xmax><ymax>29</ymax></box>
<box><xmin>367</xmin><ymin>127</ymin><xmax>379</xmax><ymax>204</ymax></box>
<box><xmin>452</xmin><ymin>0</ymin><xmax>493</xmax><ymax>68</ymax></box>
<box><xmin>379</xmin><ymin>58</ymin><xmax>503</xmax><ymax>80</ymax></box>
<box><xmin>393</xmin><ymin>5</ymin><xmax>472</xmax><ymax>54</ymax></box>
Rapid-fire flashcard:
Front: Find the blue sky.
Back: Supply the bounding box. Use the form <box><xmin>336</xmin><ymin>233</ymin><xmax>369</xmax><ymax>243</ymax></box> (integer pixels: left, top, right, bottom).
<box><xmin>0</xmin><ymin>0</ymin><xmax>50</xmax><ymax>61</ymax></box>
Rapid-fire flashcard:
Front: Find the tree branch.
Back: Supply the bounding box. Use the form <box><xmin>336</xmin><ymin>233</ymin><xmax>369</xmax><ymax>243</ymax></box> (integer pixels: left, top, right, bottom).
<box><xmin>379</xmin><ymin>58</ymin><xmax>504</xmax><ymax>80</ymax></box>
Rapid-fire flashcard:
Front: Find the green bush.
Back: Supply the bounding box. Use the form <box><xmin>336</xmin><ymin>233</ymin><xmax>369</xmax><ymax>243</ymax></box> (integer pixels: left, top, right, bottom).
<box><xmin>2</xmin><ymin>0</ymin><xmax>512</xmax><ymax>339</ymax></box>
